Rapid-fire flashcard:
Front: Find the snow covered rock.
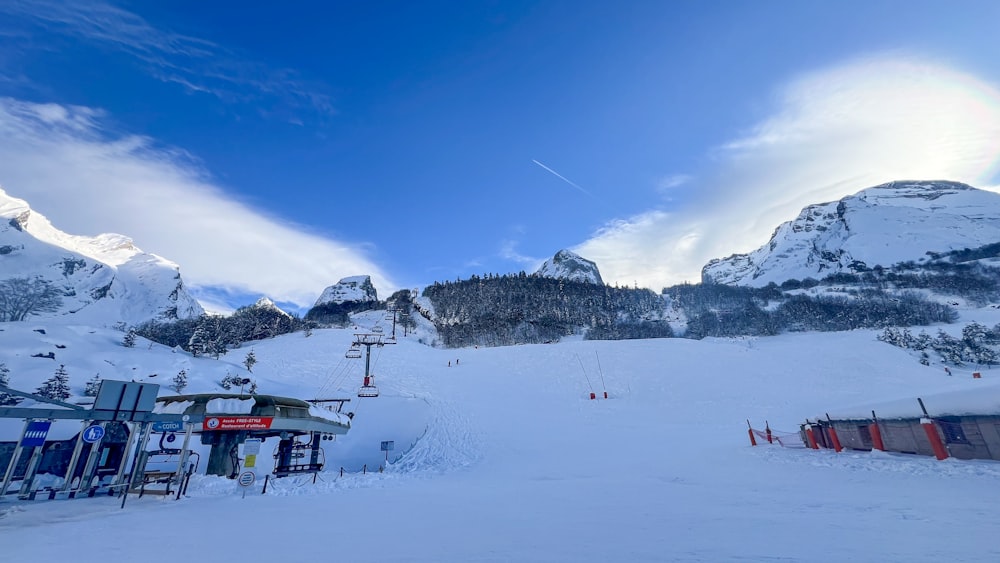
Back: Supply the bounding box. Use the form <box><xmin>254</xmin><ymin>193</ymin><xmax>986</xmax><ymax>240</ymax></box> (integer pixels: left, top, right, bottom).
<box><xmin>250</xmin><ymin>296</ymin><xmax>291</xmax><ymax>318</ymax></box>
<box><xmin>701</xmin><ymin>180</ymin><xmax>1000</xmax><ymax>287</ymax></box>
<box><xmin>0</xmin><ymin>186</ymin><xmax>204</xmax><ymax>324</ymax></box>
<box><xmin>313</xmin><ymin>275</ymin><xmax>379</xmax><ymax>307</ymax></box>
<box><xmin>534</xmin><ymin>249</ymin><xmax>604</xmax><ymax>284</ymax></box>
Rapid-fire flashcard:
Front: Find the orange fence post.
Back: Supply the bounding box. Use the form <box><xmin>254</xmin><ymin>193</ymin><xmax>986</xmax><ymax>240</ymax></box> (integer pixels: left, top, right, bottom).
<box><xmin>870</xmin><ymin>411</ymin><xmax>885</xmax><ymax>451</ymax></box>
<box><xmin>765</xmin><ymin>421</ymin><xmax>773</xmax><ymax>444</ymax></box>
<box><xmin>921</xmin><ymin>418</ymin><xmax>949</xmax><ymax>460</ymax></box>
<box><xmin>804</xmin><ymin>421</ymin><xmax>819</xmax><ymax>449</ymax></box>
<box><xmin>747</xmin><ymin>420</ymin><xmax>757</xmax><ymax>446</ymax></box>
<box><xmin>825</xmin><ymin>414</ymin><xmax>843</xmax><ymax>453</ymax></box>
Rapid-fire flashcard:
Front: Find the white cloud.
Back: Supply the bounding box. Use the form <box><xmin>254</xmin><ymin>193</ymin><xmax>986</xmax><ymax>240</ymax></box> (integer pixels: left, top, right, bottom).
<box><xmin>498</xmin><ymin>239</ymin><xmax>540</xmax><ymax>269</ymax></box>
<box><xmin>0</xmin><ymin>97</ymin><xmax>393</xmax><ymax>307</ymax></box>
<box><xmin>656</xmin><ymin>174</ymin><xmax>692</xmax><ymax>194</ymax></box>
<box><xmin>576</xmin><ymin>55</ymin><xmax>1000</xmax><ymax>290</ymax></box>
<box><xmin>0</xmin><ymin>0</ymin><xmax>333</xmax><ymax>119</ymax></box>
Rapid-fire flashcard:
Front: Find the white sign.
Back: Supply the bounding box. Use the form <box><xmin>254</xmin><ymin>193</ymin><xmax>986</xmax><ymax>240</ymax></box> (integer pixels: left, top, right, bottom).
<box><xmin>243</xmin><ymin>438</ymin><xmax>262</xmax><ymax>456</ymax></box>
<box><xmin>237</xmin><ymin>471</ymin><xmax>256</xmax><ymax>487</ymax></box>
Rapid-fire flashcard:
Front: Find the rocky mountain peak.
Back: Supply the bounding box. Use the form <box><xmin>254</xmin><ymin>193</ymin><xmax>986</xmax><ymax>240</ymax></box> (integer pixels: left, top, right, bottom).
<box><xmin>701</xmin><ymin>180</ymin><xmax>1000</xmax><ymax>287</ymax></box>
<box><xmin>314</xmin><ymin>275</ymin><xmax>379</xmax><ymax>307</ymax></box>
<box><xmin>535</xmin><ymin>249</ymin><xmax>604</xmax><ymax>284</ymax></box>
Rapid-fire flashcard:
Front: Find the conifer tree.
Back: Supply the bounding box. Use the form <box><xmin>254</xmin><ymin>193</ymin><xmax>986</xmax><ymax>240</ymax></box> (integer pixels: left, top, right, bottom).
<box><xmin>84</xmin><ymin>373</ymin><xmax>102</xmax><ymax>397</ymax></box>
<box><xmin>171</xmin><ymin>369</ymin><xmax>188</xmax><ymax>394</ymax></box>
<box><xmin>36</xmin><ymin>364</ymin><xmax>71</xmax><ymax>401</ymax></box>
<box><xmin>0</xmin><ymin>362</ymin><xmax>20</xmax><ymax>405</ymax></box>
<box><xmin>122</xmin><ymin>327</ymin><xmax>137</xmax><ymax>348</ymax></box>
<box><xmin>243</xmin><ymin>349</ymin><xmax>257</xmax><ymax>373</ymax></box>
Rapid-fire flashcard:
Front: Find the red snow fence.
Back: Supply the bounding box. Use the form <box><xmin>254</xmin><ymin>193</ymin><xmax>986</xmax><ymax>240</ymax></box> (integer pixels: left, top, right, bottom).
<box><xmin>746</xmin><ymin>420</ymin><xmax>807</xmax><ymax>448</ymax></box>
<box><xmin>786</xmin><ymin>393</ymin><xmax>1000</xmax><ymax>462</ymax></box>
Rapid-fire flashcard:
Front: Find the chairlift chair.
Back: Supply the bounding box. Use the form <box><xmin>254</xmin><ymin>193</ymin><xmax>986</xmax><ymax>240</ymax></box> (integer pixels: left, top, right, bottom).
<box><xmin>345</xmin><ymin>346</ymin><xmax>362</xmax><ymax>359</ymax></box>
<box><xmin>358</xmin><ymin>375</ymin><xmax>380</xmax><ymax>398</ymax></box>
<box><xmin>272</xmin><ymin>438</ymin><xmax>325</xmax><ymax>477</ymax></box>
<box><xmin>372</xmin><ymin>325</ymin><xmax>384</xmax><ymax>333</ymax></box>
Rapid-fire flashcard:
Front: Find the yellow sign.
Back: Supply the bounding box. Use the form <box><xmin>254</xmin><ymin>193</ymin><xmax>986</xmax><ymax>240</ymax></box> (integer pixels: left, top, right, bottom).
<box><xmin>245</xmin><ymin>454</ymin><xmax>256</xmax><ymax>468</ymax></box>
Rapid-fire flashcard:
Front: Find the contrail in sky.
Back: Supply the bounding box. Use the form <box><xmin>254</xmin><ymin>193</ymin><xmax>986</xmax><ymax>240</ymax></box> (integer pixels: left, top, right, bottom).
<box><xmin>532</xmin><ymin>159</ymin><xmax>592</xmax><ymax>196</ymax></box>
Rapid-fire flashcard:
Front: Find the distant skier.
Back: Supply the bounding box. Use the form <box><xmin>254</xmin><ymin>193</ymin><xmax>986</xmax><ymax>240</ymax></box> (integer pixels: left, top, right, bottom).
<box><xmin>448</xmin><ymin>361</ymin><xmax>451</xmax><ymax>367</ymax></box>
<box><xmin>456</xmin><ymin>359</ymin><xmax>460</xmax><ymax>365</ymax></box>
<box><xmin>945</xmin><ymin>367</ymin><xmax>952</xmax><ymax>376</ymax></box>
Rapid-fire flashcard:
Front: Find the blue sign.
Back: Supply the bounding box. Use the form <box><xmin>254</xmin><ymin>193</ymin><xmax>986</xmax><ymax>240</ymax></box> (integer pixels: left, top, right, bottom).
<box><xmin>21</xmin><ymin>421</ymin><xmax>51</xmax><ymax>447</ymax></box>
<box><xmin>82</xmin><ymin>425</ymin><xmax>105</xmax><ymax>443</ymax></box>
<box><xmin>380</xmin><ymin>440</ymin><xmax>394</xmax><ymax>451</ymax></box>
<box><xmin>152</xmin><ymin>421</ymin><xmax>184</xmax><ymax>433</ymax></box>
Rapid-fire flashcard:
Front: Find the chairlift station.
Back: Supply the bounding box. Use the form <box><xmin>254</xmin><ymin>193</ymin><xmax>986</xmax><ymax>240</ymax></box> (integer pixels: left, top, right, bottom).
<box><xmin>0</xmin><ymin>325</ymin><xmax>399</xmax><ymax>503</ymax></box>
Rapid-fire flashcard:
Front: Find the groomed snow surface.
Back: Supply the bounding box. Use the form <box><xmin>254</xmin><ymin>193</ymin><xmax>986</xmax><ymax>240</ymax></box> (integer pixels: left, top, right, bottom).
<box><xmin>2</xmin><ymin>325</ymin><xmax>1000</xmax><ymax>562</ymax></box>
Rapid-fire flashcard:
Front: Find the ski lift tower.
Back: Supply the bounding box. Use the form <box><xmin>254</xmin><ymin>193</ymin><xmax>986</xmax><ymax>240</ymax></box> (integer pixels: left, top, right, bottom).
<box><xmin>385</xmin><ymin>307</ymin><xmax>399</xmax><ymax>339</ymax></box>
<box><xmin>351</xmin><ymin>332</ymin><xmax>394</xmax><ymax>398</ymax></box>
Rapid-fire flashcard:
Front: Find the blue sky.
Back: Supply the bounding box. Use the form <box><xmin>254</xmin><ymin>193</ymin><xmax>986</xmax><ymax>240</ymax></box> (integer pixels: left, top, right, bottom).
<box><xmin>2</xmin><ymin>1</ymin><xmax>1000</xmax><ymax>312</ymax></box>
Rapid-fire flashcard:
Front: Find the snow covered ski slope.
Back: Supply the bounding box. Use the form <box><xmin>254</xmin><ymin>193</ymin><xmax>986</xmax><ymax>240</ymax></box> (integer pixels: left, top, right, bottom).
<box><xmin>2</xmin><ymin>326</ymin><xmax>999</xmax><ymax>562</ymax></box>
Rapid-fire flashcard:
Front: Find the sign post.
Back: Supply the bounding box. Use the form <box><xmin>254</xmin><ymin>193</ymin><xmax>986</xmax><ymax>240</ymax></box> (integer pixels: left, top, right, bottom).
<box><xmin>381</xmin><ymin>440</ymin><xmax>394</xmax><ymax>463</ymax></box>
<box><xmin>0</xmin><ymin>419</ymin><xmax>33</xmax><ymax>497</ymax></box>
<box><xmin>237</xmin><ymin>470</ymin><xmax>256</xmax><ymax>498</ymax></box>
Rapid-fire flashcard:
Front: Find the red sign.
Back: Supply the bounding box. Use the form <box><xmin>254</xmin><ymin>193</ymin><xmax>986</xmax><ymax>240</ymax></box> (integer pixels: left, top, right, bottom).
<box><xmin>203</xmin><ymin>416</ymin><xmax>274</xmax><ymax>431</ymax></box>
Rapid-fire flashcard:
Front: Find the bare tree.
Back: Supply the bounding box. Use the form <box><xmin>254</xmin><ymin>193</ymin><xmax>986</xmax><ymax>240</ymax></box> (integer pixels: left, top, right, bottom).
<box><xmin>0</xmin><ymin>277</ymin><xmax>64</xmax><ymax>321</ymax></box>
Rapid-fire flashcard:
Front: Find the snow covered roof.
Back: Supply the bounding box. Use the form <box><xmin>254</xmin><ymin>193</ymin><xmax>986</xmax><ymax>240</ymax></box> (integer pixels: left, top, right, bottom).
<box><xmin>823</xmin><ymin>382</ymin><xmax>1000</xmax><ymax>420</ymax></box>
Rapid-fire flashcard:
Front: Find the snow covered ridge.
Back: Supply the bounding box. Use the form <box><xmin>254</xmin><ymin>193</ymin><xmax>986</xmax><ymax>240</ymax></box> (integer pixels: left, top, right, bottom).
<box><xmin>534</xmin><ymin>249</ymin><xmax>604</xmax><ymax>284</ymax></box>
<box><xmin>313</xmin><ymin>275</ymin><xmax>379</xmax><ymax>307</ymax></box>
<box><xmin>702</xmin><ymin>180</ymin><xmax>1000</xmax><ymax>287</ymax></box>
<box><xmin>0</xmin><ymin>186</ymin><xmax>203</xmax><ymax>325</ymax></box>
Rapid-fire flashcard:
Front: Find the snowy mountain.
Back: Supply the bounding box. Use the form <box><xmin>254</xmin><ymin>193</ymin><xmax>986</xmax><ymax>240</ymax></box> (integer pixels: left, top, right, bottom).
<box><xmin>534</xmin><ymin>249</ymin><xmax>604</xmax><ymax>284</ymax></box>
<box><xmin>702</xmin><ymin>180</ymin><xmax>1000</xmax><ymax>287</ymax></box>
<box><xmin>313</xmin><ymin>275</ymin><xmax>379</xmax><ymax>306</ymax></box>
<box><xmin>250</xmin><ymin>296</ymin><xmax>291</xmax><ymax>318</ymax></box>
<box><xmin>0</xmin><ymin>187</ymin><xmax>203</xmax><ymax>325</ymax></box>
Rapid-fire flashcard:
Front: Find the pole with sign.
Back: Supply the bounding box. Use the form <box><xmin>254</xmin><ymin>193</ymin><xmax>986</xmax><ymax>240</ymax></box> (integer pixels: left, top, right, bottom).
<box><xmin>381</xmin><ymin>440</ymin><xmax>394</xmax><ymax>463</ymax></box>
<box><xmin>238</xmin><ymin>470</ymin><xmax>256</xmax><ymax>498</ymax></box>
<box><xmin>0</xmin><ymin>419</ymin><xmax>33</xmax><ymax>497</ymax></box>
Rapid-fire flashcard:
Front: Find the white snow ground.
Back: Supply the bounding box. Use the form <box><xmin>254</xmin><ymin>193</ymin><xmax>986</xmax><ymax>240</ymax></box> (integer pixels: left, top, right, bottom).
<box><xmin>2</xmin><ymin>321</ymin><xmax>1000</xmax><ymax>562</ymax></box>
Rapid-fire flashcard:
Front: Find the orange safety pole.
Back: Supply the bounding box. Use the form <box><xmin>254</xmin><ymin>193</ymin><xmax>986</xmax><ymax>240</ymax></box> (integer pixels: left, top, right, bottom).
<box><xmin>825</xmin><ymin>414</ymin><xmax>843</xmax><ymax>453</ymax></box>
<box><xmin>747</xmin><ymin>420</ymin><xmax>757</xmax><ymax>446</ymax></box>
<box><xmin>870</xmin><ymin>411</ymin><xmax>885</xmax><ymax>451</ymax></box>
<box><xmin>765</xmin><ymin>421</ymin><xmax>773</xmax><ymax>444</ymax></box>
<box><xmin>920</xmin><ymin>418</ymin><xmax>949</xmax><ymax>460</ymax></box>
<box><xmin>804</xmin><ymin>421</ymin><xmax>818</xmax><ymax>449</ymax></box>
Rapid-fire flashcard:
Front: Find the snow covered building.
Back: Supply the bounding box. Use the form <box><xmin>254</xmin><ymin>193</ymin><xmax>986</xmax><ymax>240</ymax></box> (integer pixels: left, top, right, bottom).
<box><xmin>155</xmin><ymin>393</ymin><xmax>352</xmax><ymax>477</ymax></box>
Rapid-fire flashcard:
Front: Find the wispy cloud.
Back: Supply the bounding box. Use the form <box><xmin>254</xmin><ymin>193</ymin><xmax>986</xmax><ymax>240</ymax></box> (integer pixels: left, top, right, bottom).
<box><xmin>575</xmin><ymin>55</ymin><xmax>1000</xmax><ymax>290</ymax></box>
<box><xmin>0</xmin><ymin>97</ymin><xmax>391</xmax><ymax>307</ymax></box>
<box><xmin>0</xmin><ymin>0</ymin><xmax>334</xmax><ymax>119</ymax></box>
<box><xmin>656</xmin><ymin>174</ymin><xmax>692</xmax><ymax>197</ymax></box>
<box><xmin>498</xmin><ymin>239</ymin><xmax>540</xmax><ymax>268</ymax></box>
